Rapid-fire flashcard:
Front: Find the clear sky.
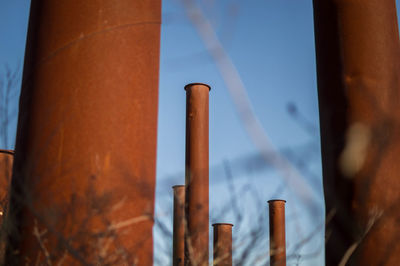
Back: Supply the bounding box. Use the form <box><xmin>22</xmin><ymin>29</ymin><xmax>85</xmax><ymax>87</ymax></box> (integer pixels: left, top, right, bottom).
<box><xmin>1</xmin><ymin>1</ymin><xmax>400</xmax><ymax>265</ymax></box>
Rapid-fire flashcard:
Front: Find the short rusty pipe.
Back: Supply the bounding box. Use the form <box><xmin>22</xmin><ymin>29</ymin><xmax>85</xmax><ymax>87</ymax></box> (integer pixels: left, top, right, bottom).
<box><xmin>0</xmin><ymin>150</ymin><xmax>14</xmax><ymax>261</ymax></box>
<box><xmin>184</xmin><ymin>83</ymin><xmax>211</xmax><ymax>266</ymax></box>
<box><xmin>0</xmin><ymin>150</ymin><xmax>14</xmax><ymax>216</ymax></box>
<box><xmin>173</xmin><ymin>185</ymin><xmax>185</xmax><ymax>266</ymax></box>
<box><xmin>212</xmin><ymin>223</ymin><xmax>233</xmax><ymax>266</ymax></box>
<box><xmin>268</xmin><ymin>200</ymin><xmax>286</xmax><ymax>266</ymax></box>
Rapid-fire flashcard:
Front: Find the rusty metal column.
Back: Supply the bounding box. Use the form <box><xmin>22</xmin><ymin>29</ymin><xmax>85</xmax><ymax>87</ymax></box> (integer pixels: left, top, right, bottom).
<box><xmin>6</xmin><ymin>1</ymin><xmax>161</xmax><ymax>265</ymax></box>
<box><xmin>173</xmin><ymin>185</ymin><xmax>185</xmax><ymax>266</ymax></box>
<box><xmin>313</xmin><ymin>0</ymin><xmax>400</xmax><ymax>265</ymax></box>
<box><xmin>212</xmin><ymin>223</ymin><xmax>233</xmax><ymax>266</ymax></box>
<box><xmin>268</xmin><ymin>200</ymin><xmax>286</xmax><ymax>266</ymax></box>
<box><xmin>184</xmin><ymin>83</ymin><xmax>210</xmax><ymax>266</ymax></box>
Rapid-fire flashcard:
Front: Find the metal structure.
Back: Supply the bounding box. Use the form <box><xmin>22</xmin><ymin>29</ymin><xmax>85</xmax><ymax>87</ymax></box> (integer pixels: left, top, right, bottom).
<box><xmin>0</xmin><ymin>149</ymin><xmax>13</xmax><ymax>258</ymax></box>
<box><xmin>268</xmin><ymin>200</ymin><xmax>286</xmax><ymax>266</ymax></box>
<box><xmin>0</xmin><ymin>150</ymin><xmax>13</xmax><ymax>218</ymax></box>
<box><xmin>184</xmin><ymin>83</ymin><xmax>211</xmax><ymax>266</ymax></box>
<box><xmin>212</xmin><ymin>223</ymin><xmax>233</xmax><ymax>266</ymax></box>
<box><xmin>6</xmin><ymin>1</ymin><xmax>161</xmax><ymax>264</ymax></box>
<box><xmin>172</xmin><ymin>185</ymin><xmax>185</xmax><ymax>266</ymax></box>
<box><xmin>313</xmin><ymin>0</ymin><xmax>400</xmax><ymax>264</ymax></box>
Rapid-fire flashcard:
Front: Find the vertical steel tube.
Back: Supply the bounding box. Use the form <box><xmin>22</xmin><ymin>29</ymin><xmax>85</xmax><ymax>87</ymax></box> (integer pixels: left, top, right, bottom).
<box><xmin>0</xmin><ymin>150</ymin><xmax>13</xmax><ymax>218</ymax></box>
<box><xmin>212</xmin><ymin>223</ymin><xmax>233</xmax><ymax>266</ymax></box>
<box><xmin>268</xmin><ymin>200</ymin><xmax>286</xmax><ymax>266</ymax></box>
<box><xmin>313</xmin><ymin>0</ymin><xmax>400</xmax><ymax>264</ymax></box>
<box><xmin>0</xmin><ymin>150</ymin><xmax>13</xmax><ymax>261</ymax></box>
<box><xmin>7</xmin><ymin>1</ymin><xmax>161</xmax><ymax>265</ymax></box>
<box><xmin>184</xmin><ymin>83</ymin><xmax>210</xmax><ymax>266</ymax></box>
<box><xmin>173</xmin><ymin>185</ymin><xmax>185</xmax><ymax>266</ymax></box>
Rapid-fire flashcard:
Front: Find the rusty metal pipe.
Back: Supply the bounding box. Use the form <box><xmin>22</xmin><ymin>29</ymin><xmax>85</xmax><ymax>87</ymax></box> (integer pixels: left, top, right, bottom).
<box><xmin>0</xmin><ymin>150</ymin><xmax>13</xmax><ymax>215</ymax></box>
<box><xmin>212</xmin><ymin>223</ymin><xmax>233</xmax><ymax>266</ymax></box>
<box><xmin>268</xmin><ymin>200</ymin><xmax>286</xmax><ymax>266</ymax></box>
<box><xmin>6</xmin><ymin>1</ymin><xmax>161</xmax><ymax>265</ymax></box>
<box><xmin>313</xmin><ymin>0</ymin><xmax>400</xmax><ymax>264</ymax></box>
<box><xmin>184</xmin><ymin>83</ymin><xmax>211</xmax><ymax>266</ymax></box>
<box><xmin>173</xmin><ymin>185</ymin><xmax>185</xmax><ymax>266</ymax></box>
<box><xmin>0</xmin><ymin>150</ymin><xmax>13</xmax><ymax>254</ymax></box>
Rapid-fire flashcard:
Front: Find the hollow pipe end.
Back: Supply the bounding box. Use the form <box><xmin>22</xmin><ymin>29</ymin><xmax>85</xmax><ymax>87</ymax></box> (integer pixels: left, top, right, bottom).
<box><xmin>172</xmin><ymin>185</ymin><xmax>185</xmax><ymax>189</ymax></box>
<box><xmin>0</xmin><ymin>150</ymin><xmax>15</xmax><ymax>155</ymax></box>
<box><xmin>184</xmin><ymin>83</ymin><xmax>211</xmax><ymax>91</ymax></box>
<box><xmin>212</xmin><ymin>223</ymin><xmax>234</xmax><ymax>227</ymax></box>
<box><xmin>268</xmin><ymin>199</ymin><xmax>286</xmax><ymax>204</ymax></box>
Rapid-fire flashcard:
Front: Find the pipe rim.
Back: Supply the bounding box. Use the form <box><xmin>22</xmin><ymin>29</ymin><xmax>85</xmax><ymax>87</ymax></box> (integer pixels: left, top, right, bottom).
<box><xmin>0</xmin><ymin>150</ymin><xmax>14</xmax><ymax>155</ymax></box>
<box><xmin>267</xmin><ymin>199</ymin><xmax>286</xmax><ymax>203</ymax></box>
<box><xmin>184</xmin><ymin>83</ymin><xmax>211</xmax><ymax>91</ymax></box>
<box><xmin>212</xmin><ymin>223</ymin><xmax>234</xmax><ymax>227</ymax></box>
<box><xmin>172</xmin><ymin>185</ymin><xmax>185</xmax><ymax>189</ymax></box>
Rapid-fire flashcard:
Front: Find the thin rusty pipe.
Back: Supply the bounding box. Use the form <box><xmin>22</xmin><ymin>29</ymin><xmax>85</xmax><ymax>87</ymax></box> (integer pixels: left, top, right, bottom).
<box><xmin>184</xmin><ymin>83</ymin><xmax>211</xmax><ymax>266</ymax></box>
<box><xmin>6</xmin><ymin>1</ymin><xmax>161</xmax><ymax>264</ymax></box>
<box><xmin>0</xmin><ymin>150</ymin><xmax>13</xmax><ymax>262</ymax></box>
<box><xmin>313</xmin><ymin>0</ymin><xmax>400</xmax><ymax>264</ymax></box>
<box><xmin>0</xmin><ymin>150</ymin><xmax>14</xmax><ymax>215</ymax></box>
<box><xmin>268</xmin><ymin>200</ymin><xmax>286</xmax><ymax>266</ymax></box>
<box><xmin>173</xmin><ymin>185</ymin><xmax>185</xmax><ymax>266</ymax></box>
<box><xmin>212</xmin><ymin>223</ymin><xmax>233</xmax><ymax>266</ymax></box>
<box><xmin>0</xmin><ymin>150</ymin><xmax>14</xmax><ymax>219</ymax></box>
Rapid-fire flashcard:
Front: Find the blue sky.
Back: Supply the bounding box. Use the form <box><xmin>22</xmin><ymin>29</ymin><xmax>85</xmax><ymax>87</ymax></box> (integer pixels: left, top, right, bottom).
<box><xmin>2</xmin><ymin>1</ymin><xmax>400</xmax><ymax>265</ymax></box>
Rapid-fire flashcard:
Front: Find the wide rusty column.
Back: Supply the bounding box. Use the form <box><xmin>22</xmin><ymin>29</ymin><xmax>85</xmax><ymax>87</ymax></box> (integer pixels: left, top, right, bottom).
<box><xmin>184</xmin><ymin>83</ymin><xmax>210</xmax><ymax>266</ymax></box>
<box><xmin>173</xmin><ymin>185</ymin><xmax>185</xmax><ymax>266</ymax></box>
<box><xmin>212</xmin><ymin>223</ymin><xmax>233</xmax><ymax>266</ymax></box>
<box><xmin>6</xmin><ymin>1</ymin><xmax>161</xmax><ymax>265</ymax></box>
<box><xmin>313</xmin><ymin>0</ymin><xmax>400</xmax><ymax>264</ymax></box>
<box><xmin>268</xmin><ymin>200</ymin><xmax>286</xmax><ymax>266</ymax></box>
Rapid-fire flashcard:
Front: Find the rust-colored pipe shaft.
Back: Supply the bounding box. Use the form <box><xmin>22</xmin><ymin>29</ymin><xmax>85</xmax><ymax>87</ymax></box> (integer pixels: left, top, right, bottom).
<box><xmin>268</xmin><ymin>200</ymin><xmax>286</xmax><ymax>266</ymax></box>
<box><xmin>184</xmin><ymin>83</ymin><xmax>210</xmax><ymax>266</ymax></box>
<box><xmin>0</xmin><ymin>150</ymin><xmax>13</xmax><ymax>217</ymax></box>
<box><xmin>313</xmin><ymin>0</ymin><xmax>400</xmax><ymax>264</ymax></box>
<box><xmin>0</xmin><ymin>150</ymin><xmax>13</xmax><ymax>251</ymax></box>
<box><xmin>173</xmin><ymin>185</ymin><xmax>185</xmax><ymax>266</ymax></box>
<box><xmin>212</xmin><ymin>223</ymin><xmax>233</xmax><ymax>266</ymax></box>
<box><xmin>6</xmin><ymin>1</ymin><xmax>161</xmax><ymax>265</ymax></box>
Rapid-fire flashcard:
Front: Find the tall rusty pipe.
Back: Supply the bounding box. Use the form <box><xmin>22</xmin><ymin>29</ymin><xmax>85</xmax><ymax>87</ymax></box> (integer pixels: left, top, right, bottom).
<box><xmin>212</xmin><ymin>223</ymin><xmax>233</xmax><ymax>266</ymax></box>
<box><xmin>313</xmin><ymin>0</ymin><xmax>400</xmax><ymax>264</ymax></box>
<box><xmin>173</xmin><ymin>185</ymin><xmax>185</xmax><ymax>266</ymax></box>
<box><xmin>7</xmin><ymin>1</ymin><xmax>161</xmax><ymax>265</ymax></box>
<box><xmin>268</xmin><ymin>200</ymin><xmax>286</xmax><ymax>266</ymax></box>
<box><xmin>184</xmin><ymin>83</ymin><xmax>210</xmax><ymax>266</ymax></box>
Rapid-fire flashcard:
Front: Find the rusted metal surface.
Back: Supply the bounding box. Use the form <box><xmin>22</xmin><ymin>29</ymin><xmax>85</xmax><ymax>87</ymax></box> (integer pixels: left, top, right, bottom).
<box><xmin>268</xmin><ymin>200</ymin><xmax>286</xmax><ymax>266</ymax></box>
<box><xmin>313</xmin><ymin>0</ymin><xmax>400</xmax><ymax>264</ymax></box>
<box><xmin>212</xmin><ymin>223</ymin><xmax>233</xmax><ymax>266</ymax></box>
<box><xmin>173</xmin><ymin>185</ymin><xmax>185</xmax><ymax>266</ymax></box>
<box><xmin>184</xmin><ymin>83</ymin><xmax>210</xmax><ymax>266</ymax></box>
<box><xmin>0</xmin><ymin>150</ymin><xmax>13</xmax><ymax>218</ymax></box>
<box><xmin>0</xmin><ymin>150</ymin><xmax>13</xmax><ymax>261</ymax></box>
<box><xmin>6</xmin><ymin>1</ymin><xmax>161</xmax><ymax>265</ymax></box>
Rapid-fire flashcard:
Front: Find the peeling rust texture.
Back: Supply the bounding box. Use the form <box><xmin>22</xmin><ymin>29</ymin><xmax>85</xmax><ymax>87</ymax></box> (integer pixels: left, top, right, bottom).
<box><xmin>173</xmin><ymin>185</ymin><xmax>185</xmax><ymax>266</ymax></box>
<box><xmin>268</xmin><ymin>200</ymin><xmax>286</xmax><ymax>266</ymax></box>
<box><xmin>313</xmin><ymin>0</ymin><xmax>400</xmax><ymax>265</ymax></box>
<box><xmin>212</xmin><ymin>223</ymin><xmax>233</xmax><ymax>266</ymax></box>
<box><xmin>6</xmin><ymin>1</ymin><xmax>161</xmax><ymax>265</ymax></box>
<box><xmin>184</xmin><ymin>83</ymin><xmax>210</xmax><ymax>266</ymax></box>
